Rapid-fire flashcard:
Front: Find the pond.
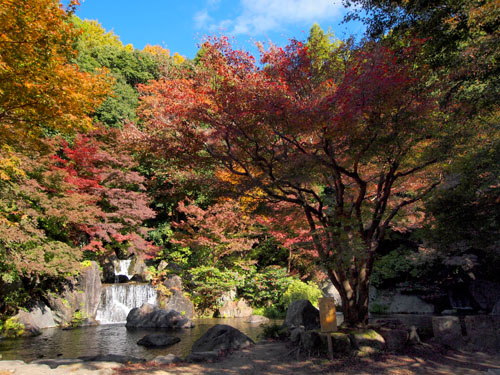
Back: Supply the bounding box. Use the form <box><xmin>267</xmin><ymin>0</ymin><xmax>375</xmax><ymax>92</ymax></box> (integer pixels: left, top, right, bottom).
<box><xmin>0</xmin><ymin>318</ymin><xmax>281</xmax><ymax>362</ymax></box>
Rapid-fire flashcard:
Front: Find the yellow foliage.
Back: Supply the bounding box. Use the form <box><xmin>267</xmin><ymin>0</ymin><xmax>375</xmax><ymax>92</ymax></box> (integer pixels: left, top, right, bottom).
<box><xmin>173</xmin><ymin>52</ymin><xmax>186</xmax><ymax>64</ymax></box>
<box><xmin>0</xmin><ymin>0</ymin><xmax>112</xmax><ymax>150</ymax></box>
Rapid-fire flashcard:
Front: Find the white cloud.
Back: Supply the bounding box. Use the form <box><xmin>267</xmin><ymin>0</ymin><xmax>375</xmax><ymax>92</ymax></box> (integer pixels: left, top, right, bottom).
<box><xmin>196</xmin><ymin>0</ymin><xmax>344</xmax><ymax>36</ymax></box>
<box><xmin>193</xmin><ymin>9</ymin><xmax>213</xmax><ymax>29</ymax></box>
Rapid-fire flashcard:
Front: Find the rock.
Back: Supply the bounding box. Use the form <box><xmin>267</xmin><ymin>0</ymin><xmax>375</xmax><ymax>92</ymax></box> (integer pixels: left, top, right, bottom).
<box><xmin>77</xmin><ymin>261</ymin><xmax>102</xmax><ymax>319</ymax></box>
<box><xmin>218</xmin><ymin>299</ymin><xmax>253</xmax><ymax>318</ymax></box>
<box><xmin>78</xmin><ymin>354</ymin><xmax>145</xmax><ymax>363</ymax></box>
<box><xmin>469</xmin><ymin>279</ymin><xmax>500</xmax><ymax>312</ymax></box>
<box><xmin>163</xmin><ymin>275</ymin><xmax>183</xmax><ymax>291</ymax></box>
<box><xmin>246</xmin><ymin>315</ymin><xmax>269</xmax><ymax>324</ymax></box>
<box><xmin>126</xmin><ymin>303</ymin><xmax>194</xmax><ymax>329</ymax></box>
<box><xmin>137</xmin><ymin>333</ymin><xmax>181</xmax><ymax>348</ymax></box>
<box><xmin>290</xmin><ymin>327</ymin><xmax>304</xmax><ymax>343</ymax></box>
<box><xmin>389</xmin><ymin>294</ymin><xmax>434</xmax><ymax>314</ymax></box>
<box><xmin>191</xmin><ymin>324</ymin><xmax>254</xmax><ymax>353</ymax></box>
<box><xmin>370</xmin><ymin>289</ymin><xmax>434</xmax><ymax>314</ymax></box>
<box><xmin>15</xmin><ymin>301</ymin><xmax>57</xmax><ymax>335</ymax></box>
<box><xmin>491</xmin><ymin>300</ymin><xmax>500</xmax><ymax>315</ymax></box>
<box><xmin>441</xmin><ymin>309</ymin><xmax>456</xmax><ymax>315</ymax></box>
<box><xmin>185</xmin><ymin>351</ymin><xmax>219</xmax><ymax>363</ymax></box>
<box><xmin>115</xmin><ymin>275</ymin><xmax>129</xmax><ymax>283</ymax></box>
<box><xmin>408</xmin><ymin>325</ymin><xmax>422</xmax><ymax>345</ymax></box>
<box><xmin>330</xmin><ymin>332</ymin><xmax>352</xmax><ymax>354</ymax></box>
<box><xmin>349</xmin><ymin>329</ymin><xmax>385</xmax><ymax>352</ymax></box>
<box><xmin>218</xmin><ymin>289</ymin><xmax>237</xmax><ymax>304</ymax></box>
<box><xmin>46</xmin><ymin>261</ymin><xmax>102</xmax><ymax>327</ymax></box>
<box><xmin>464</xmin><ymin>315</ymin><xmax>500</xmax><ymax>352</ymax></box>
<box><xmin>378</xmin><ymin>327</ymin><xmax>408</xmax><ymax>351</ymax></box>
<box><xmin>102</xmin><ymin>254</ymin><xmax>118</xmax><ymax>283</ymax></box>
<box><xmin>160</xmin><ymin>290</ymin><xmax>195</xmax><ymax>319</ymax></box>
<box><xmin>129</xmin><ymin>257</ymin><xmax>149</xmax><ymax>282</ymax></box>
<box><xmin>431</xmin><ymin>316</ymin><xmax>464</xmax><ymax>349</ymax></box>
<box><xmin>320</xmin><ymin>279</ymin><xmax>342</xmax><ymax>306</ymax></box>
<box><xmin>299</xmin><ymin>330</ymin><xmax>324</xmax><ymax>354</ymax></box>
<box><xmin>151</xmin><ymin>354</ymin><xmax>182</xmax><ymax>365</ymax></box>
<box><xmin>296</xmin><ymin>331</ymin><xmax>352</xmax><ymax>355</ymax></box>
<box><xmin>30</xmin><ymin>358</ymin><xmax>84</xmax><ymax>368</ymax></box>
<box><xmin>283</xmin><ymin>300</ymin><xmax>320</xmax><ymax>330</ymax></box>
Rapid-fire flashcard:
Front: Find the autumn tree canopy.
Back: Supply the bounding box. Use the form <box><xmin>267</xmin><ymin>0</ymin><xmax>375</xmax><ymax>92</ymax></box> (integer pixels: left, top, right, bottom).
<box><xmin>0</xmin><ymin>0</ymin><xmax>110</xmax><ymax>148</ymax></box>
<box><xmin>137</xmin><ymin>35</ymin><xmax>466</xmax><ymax>325</ymax></box>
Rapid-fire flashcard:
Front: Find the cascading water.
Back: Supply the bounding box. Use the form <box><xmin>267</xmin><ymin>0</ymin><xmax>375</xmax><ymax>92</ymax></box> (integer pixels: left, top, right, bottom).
<box><xmin>114</xmin><ymin>258</ymin><xmax>132</xmax><ymax>282</ymax></box>
<box><xmin>95</xmin><ymin>259</ymin><xmax>158</xmax><ymax>324</ymax></box>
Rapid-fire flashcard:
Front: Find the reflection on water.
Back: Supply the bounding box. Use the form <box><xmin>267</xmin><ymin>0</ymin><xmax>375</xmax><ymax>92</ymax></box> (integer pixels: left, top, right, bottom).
<box><xmin>0</xmin><ymin>318</ymin><xmax>280</xmax><ymax>362</ymax></box>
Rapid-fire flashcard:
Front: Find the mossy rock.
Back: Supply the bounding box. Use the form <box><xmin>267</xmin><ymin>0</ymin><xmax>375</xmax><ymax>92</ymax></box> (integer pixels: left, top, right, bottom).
<box><xmin>349</xmin><ymin>329</ymin><xmax>385</xmax><ymax>352</ymax></box>
<box><xmin>330</xmin><ymin>332</ymin><xmax>352</xmax><ymax>354</ymax></box>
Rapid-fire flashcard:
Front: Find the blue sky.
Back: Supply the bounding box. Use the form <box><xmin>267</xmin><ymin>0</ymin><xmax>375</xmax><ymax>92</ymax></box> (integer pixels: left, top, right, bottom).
<box><xmin>76</xmin><ymin>0</ymin><xmax>365</xmax><ymax>59</ymax></box>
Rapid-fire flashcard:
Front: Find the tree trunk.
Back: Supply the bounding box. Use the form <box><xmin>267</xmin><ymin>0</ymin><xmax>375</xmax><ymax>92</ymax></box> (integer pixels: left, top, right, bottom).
<box><xmin>327</xmin><ymin>267</ymin><xmax>371</xmax><ymax>327</ymax></box>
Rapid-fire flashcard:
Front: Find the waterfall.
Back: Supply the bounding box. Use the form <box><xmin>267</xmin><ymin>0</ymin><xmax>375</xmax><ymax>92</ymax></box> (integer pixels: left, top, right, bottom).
<box><xmin>114</xmin><ymin>259</ymin><xmax>133</xmax><ymax>282</ymax></box>
<box><xmin>95</xmin><ymin>283</ymin><xmax>158</xmax><ymax>324</ymax></box>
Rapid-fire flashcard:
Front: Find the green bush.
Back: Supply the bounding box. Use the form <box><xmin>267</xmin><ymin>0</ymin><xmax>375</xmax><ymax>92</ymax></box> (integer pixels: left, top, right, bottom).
<box><xmin>280</xmin><ymin>279</ymin><xmax>323</xmax><ymax>308</ymax></box>
<box><xmin>188</xmin><ymin>266</ymin><xmax>243</xmax><ymax>315</ymax></box>
<box><xmin>238</xmin><ymin>266</ymin><xmax>293</xmax><ymax>308</ymax></box>
<box><xmin>0</xmin><ymin>317</ymin><xmax>25</xmax><ymax>337</ymax></box>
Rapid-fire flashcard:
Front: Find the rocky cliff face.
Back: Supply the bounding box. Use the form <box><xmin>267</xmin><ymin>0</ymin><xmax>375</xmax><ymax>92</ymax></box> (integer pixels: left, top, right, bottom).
<box><xmin>15</xmin><ymin>261</ymin><xmax>102</xmax><ymax>334</ymax></box>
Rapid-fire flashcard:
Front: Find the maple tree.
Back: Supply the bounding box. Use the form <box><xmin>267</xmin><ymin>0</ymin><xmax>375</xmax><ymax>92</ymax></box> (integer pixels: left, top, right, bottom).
<box><xmin>0</xmin><ymin>0</ymin><xmax>110</xmax><ymax>148</ymax></box>
<box><xmin>173</xmin><ymin>199</ymin><xmax>257</xmax><ymax>267</ymax></box>
<box><xmin>136</xmin><ymin>35</ymin><xmax>466</xmax><ymax>325</ymax></box>
<box><xmin>51</xmin><ymin>127</ymin><xmax>157</xmax><ymax>258</ymax></box>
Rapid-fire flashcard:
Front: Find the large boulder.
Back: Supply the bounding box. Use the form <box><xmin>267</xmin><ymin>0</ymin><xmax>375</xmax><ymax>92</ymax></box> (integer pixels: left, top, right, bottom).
<box><xmin>469</xmin><ymin>280</ymin><xmax>500</xmax><ymax>312</ymax></box>
<box><xmin>77</xmin><ymin>261</ymin><xmax>102</xmax><ymax>318</ymax></box>
<box><xmin>191</xmin><ymin>324</ymin><xmax>254</xmax><ymax>353</ymax></box>
<box><xmin>126</xmin><ymin>303</ymin><xmax>194</xmax><ymax>329</ymax></box>
<box><xmin>160</xmin><ymin>290</ymin><xmax>195</xmax><ymax>319</ymax></box>
<box><xmin>283</xmin><ymin>300</ymin><xmax>320</xmax><ymax>330</ymax></box>
<box><xmin>14</xmin><ymin>301</ymin><xmax>57</xmax><ymax>336</ymax></box>
<box><xmin>370</xmin><ymin>289</ymin><xmax>434</xmax><ymax>314</ymax></box>
<box><xmin>137</xmin><ymin>333</ymin><xmax>181</xmax><ymax>348</ymax></box>
<box><xmin>163</xmin><ymin>275</ymin><xmax>184</xmax><ymax>291</ymax></box>
<box><xmin>464</xmin><ymin>315</ymin><xmax>500</xmax><ymax>352</ymax></box>
<box><xmin>431</xmin><ymin>316</ymin><xmax>464</xmax><ymax>349</ymax></box>
<box><xmin>129</xmin><ymin>257</ymin><xmax>150</xmax><ymax>282</ymax></box>
<box><xmin>246</xmin><ymin>315</ymin><xmax>269</xmax><ymax>324</ymax></box>
<box><xmin>218</xmin><ymin>299</ymin><xmax>253</xmax><ymax>318</ymax></box>
<box><xmin>46</xmin><ymin>261</ymin><xmax>102</xmax><ymax>327</ymax></box>
<box><xmin>350</xmin><ymin>329</ymin><xmax>386</xmax><ymax>352</ymax></box>
<box><xmin>320</xmin><ymin>279</ymin><xmax>342</xmax><ymax>306</ymax></box>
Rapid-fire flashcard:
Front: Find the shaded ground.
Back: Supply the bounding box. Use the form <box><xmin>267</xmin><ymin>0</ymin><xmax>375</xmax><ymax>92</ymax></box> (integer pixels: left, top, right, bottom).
<box><xmin>115</xmin><ymin>341</ymin><xmax>500</xmax><ymax>375</ymax></box>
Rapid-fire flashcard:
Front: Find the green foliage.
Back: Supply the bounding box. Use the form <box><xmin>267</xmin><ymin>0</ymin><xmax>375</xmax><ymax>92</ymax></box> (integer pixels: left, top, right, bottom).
<box><xmin>0</xmin><ymin>317</ymin><xmax>25</xmax><ymax>338</ymax></box>
<box><xmin>371</xmin><ymin>248</ymin><xmax>435</xmax><ymax>288</ymax></box>
<box><xmin>253</xmin><ymin>306</ymin><xmax>286</xmax><ymax>319</ymax></box>
<box><xmin>369</xmin><ymin>302</ymin><xmax>389</xmax><ymax>314</ymax></box>
<box><xmin>188</xmin><ymin>266</ymin><xmax>243</xmax><ymax>314</ymax></box>
<box><xmin>280</xmin><ymin>279</ymin><xmax>323</xmax><ymax>309</ymax></box>
<box><xmin>69</xmin><ymin>309</ymin><xmax>85</xmax><ymax>328</ymax></box>
<box><xmin>238</xmin><ymin>266</ymin><xmax>294</xmax><ymax>308</ymax></box>
<box><xmin>72</xmin><ymin>17</ymin><xmax>172</xmax><ymax>127</ymax></box>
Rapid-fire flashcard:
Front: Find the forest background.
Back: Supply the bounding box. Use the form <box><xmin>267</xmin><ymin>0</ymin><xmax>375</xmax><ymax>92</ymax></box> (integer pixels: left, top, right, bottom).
<box><xmin>0</xmin><ymin>0</ymin><xmax>499</xmax><ymax>328</ymax></box>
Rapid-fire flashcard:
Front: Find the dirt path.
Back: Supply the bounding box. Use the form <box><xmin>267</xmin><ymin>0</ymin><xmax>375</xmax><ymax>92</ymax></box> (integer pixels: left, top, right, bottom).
<box><xmin>115</xmin><ymin>341</ymin><xmax>500</xmax><ymax>375</ymax></box>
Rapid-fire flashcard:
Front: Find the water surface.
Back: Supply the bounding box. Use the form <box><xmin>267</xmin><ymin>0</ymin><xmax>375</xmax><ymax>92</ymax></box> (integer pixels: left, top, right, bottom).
<box><xmin>0</xmin><ymin>318</ymin><xmax>279</xmax><ymax>362</ymax></box>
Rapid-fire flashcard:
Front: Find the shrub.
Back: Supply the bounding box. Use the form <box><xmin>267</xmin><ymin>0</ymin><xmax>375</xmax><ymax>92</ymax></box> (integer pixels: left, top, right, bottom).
<box><xmin>280</xmin><ymin>279</ymin><xmax>323</xmax><ymax>309</ymax></box>
<box><xmin>238</xmin><ymin>266</ymin><xmax>293</xmax><ymax>308</ymax></box>
<box><xmin>188</xmin><ymin>266</ymin><xmax>243</xmax><ymax>314</ymax></box>
<box><xmin>0</xmin><ymin>317</ymin><xmax>25</xmax><ymax>337</ymax></box>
